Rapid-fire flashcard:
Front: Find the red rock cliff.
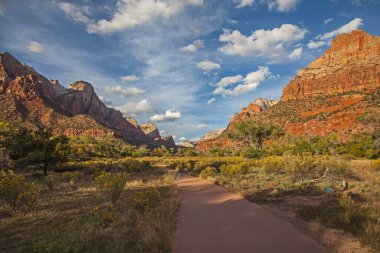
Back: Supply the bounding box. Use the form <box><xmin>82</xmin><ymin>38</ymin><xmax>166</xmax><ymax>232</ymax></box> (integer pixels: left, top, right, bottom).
<box><xmin>281</xmin><ymin>30</ymin><xmax>380</xmax><ymax>101</ymax></box>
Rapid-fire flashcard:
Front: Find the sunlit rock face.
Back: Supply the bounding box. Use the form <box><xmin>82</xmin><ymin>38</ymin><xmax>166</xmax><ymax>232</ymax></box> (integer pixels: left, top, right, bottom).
<box><xmin>281</xmin><ymin>30</ymin><xmax>380</xmax><ymax>101</ymax></box>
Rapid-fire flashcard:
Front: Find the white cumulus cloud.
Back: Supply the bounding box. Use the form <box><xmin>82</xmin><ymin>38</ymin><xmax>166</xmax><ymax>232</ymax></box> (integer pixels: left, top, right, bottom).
<box><xmin>27</xmin><ymin>41</ymin><xmax>46</xmax><ymax>53</ymax></box>
<box><xmin>120</xmin><ymin>75</ymin><xmax>140</xmax><ymax>82</ymax></box>
<box><xmin>150</xmin><ymin>109</ymin><xmax>182</xmax><ymax>122</ymax></box>
<box><xmin>267</xmin><ymin>0</ymin><xmax>301</xmax><ymax>12</ymax></box>
<box><xmin>180</xmin><ymin>40</ymin><xmax>204</xmax><ymax>53</ymax></box>
<box><xmin>58</xmin><ymin>2</ymin><xmax>93</xmax><ymax>25</ymax></box>
<box><xmin>219</xmin><ymin>24</ymin><xmax>307</xmax><ymax>62</ymax></box>
<box><xmin>213</xmin><ymin>67</ymin><xmax>271</xmax><ymax>96</ymax></box>
<box><xmin>59</xmin><ymin>0</ymin><xmax>204</xmax><ymax>34</ymax></box>
<box><xmin>216</xmin><ymin>75</ymin><xmax>243</xmax><ymax>88</ymax></box>
<box><xmin>235</xmin><ymin>0</ymin><xmax>255</xmax><ymax>8</ymax></box>
<box><xmin>197</xmin><ymin>60</ymin><xmax>221</xmax><ymax>72</ymax></box>
<box><xmin>308</xmin><ymin>18</ymin><xmax>363</xmax><ymax>49</ymax></box>
<box><xmin>307</xmin><ymin>40</ymin><xmax>326</xmax><ymax>49</ymax></box>
<box><xmin>115</xmin><ymin>99</ymin><xmax>154</xmax><ymax>116</ymax></box>
<box><xmin>288</xmin><ymin>47</ymin><xmax>303</xmax><ymax>60</ymax></box>
<box><xmin>105</xmin><ymin>85</ymin><xmax>145</xmax><ymax>97</ymax></box>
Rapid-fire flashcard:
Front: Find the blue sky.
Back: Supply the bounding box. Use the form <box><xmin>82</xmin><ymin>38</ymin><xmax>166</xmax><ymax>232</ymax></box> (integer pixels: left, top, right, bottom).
<box><xmin>0</xmin><ymin>0</ymin><xmax>379</xmax><ymax>142</ymax></box>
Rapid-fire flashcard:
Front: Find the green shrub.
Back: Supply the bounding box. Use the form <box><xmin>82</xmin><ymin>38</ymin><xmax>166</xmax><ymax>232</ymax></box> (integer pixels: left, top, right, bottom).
<box><xmin>220</xmin><ymin>162</ymin><xmax>249</xmax><ymax>177</ymax></box>
<box><xmin>16</xmin><ymin>183</ymin><xmax>40</xmax><ymax>209</ymax></box>
<box><xmin>371</xmin><ymin>159</ymin><xmax>380</xmax><ymax>172</ymax></box>
<box><xmin>241</xmin><ymin>147</ymin><xmax>265</xmax><ymax>159</ymax></box>
<box><xmin>325</xmin><ymin>157</ymin><xmax>350</xmax><ymax>179</ymax></box>
<box><xmin>284</xmin><ymin>154</ymin><xmax>320</xmax><ymax>180</ymax></box>
<box><xmin>199</xmin><ymin>167</ymin><xmax>218</xmax><ymax>179</ymax></box>
<box><xmin>0</xmin><ymin>170</ymin><xmax>39</xmax><ymax>208</ymax></box>
<box><xmin>261</xmin><ymin>156</ymin><xmax>285</xmax><ymax>174</ymax></box>
<box><xmin>132</xmin><ymin>187</ymin><xmax>162</xmax><ymax>213</ymax></box>
<box><xmin>95</xmin><ymin>172</ymin><xmax>128</xmax><ymax>203</ymax></box>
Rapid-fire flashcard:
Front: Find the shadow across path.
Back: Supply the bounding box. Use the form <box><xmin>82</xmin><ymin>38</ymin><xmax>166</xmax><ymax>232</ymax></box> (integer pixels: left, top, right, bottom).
<box><xmin>172</xmin><ymin>174</ymin><xmax>326</xmax><ymax>253</ymax></box>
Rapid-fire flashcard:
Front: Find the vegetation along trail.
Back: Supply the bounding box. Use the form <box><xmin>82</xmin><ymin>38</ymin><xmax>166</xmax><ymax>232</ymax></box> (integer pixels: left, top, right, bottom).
<box><xmin>173</xmin><ymin>174</ymin><xmax>326</xmax><ymax>253</ymax></box>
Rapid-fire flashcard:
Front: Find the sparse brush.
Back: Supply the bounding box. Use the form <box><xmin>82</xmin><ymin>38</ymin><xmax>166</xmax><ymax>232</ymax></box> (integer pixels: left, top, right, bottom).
<box><xmin>371</xmin><ymin>159</ymin><xmax>380</xmax><ymax>172</ymax></box>
<box><xmin>95</xmin><ymin>172</ymin><xmax>129</xmax><ymax>203</ymax></box>
<box><xmin>137</xmin><ymin>188</ymin><xmax>179</xmax><ymax>253</ymax></box>
<box><xmin>199</xmin><ymin>167</ymin><xmax>218</xmax><ymax>179</ymax></box>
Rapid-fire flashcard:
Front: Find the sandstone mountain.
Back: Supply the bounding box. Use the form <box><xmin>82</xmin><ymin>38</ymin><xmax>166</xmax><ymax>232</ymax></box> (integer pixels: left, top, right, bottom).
<box><xmin>0</xmin><ymin>52</ymin><xmax>175</xmax><ymax>148</ymax></box>
<box><xmin>200</xmin><ymin>128</ymin><xmax>225</xmax><ymax>142</ymax></box>
<box><xmin>197</xmin><ymin>30</ymin><xmax>380</xmax><ymax>151</ymax></box>
<box><xmin>140</xmin><ymin>122</ymin><xmax>176</xmax><ymax>148</ymax></box>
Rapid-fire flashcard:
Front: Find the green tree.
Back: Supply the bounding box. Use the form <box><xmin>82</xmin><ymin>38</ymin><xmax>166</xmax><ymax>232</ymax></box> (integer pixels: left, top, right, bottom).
<box><xmin>1</xmin><ymin>127</ymin><xmax>69</xmax><ymax>175</ymax></box>
<box><xmin>228</xmin><ymin>120</ymin><xmax>283</xmax><ymax>150</ymax></box>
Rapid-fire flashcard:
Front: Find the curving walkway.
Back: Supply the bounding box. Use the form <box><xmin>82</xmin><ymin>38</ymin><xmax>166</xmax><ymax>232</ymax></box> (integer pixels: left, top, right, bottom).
<box><xmin>172</xmin><ymin>175</ymin><xmax>326</xmax><ymax>253</ymax></box>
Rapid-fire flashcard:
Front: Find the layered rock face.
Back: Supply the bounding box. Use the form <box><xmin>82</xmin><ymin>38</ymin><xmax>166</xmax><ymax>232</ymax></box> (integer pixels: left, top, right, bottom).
<box><xmin>229</xmin><ymin>98</ymin><xmax>278</xmax><ymax>125</ymax></box>
<box><xmin>141</xmin><ymin>122</ymin><xmax>161</xmax><ymax>139</ymax></box>
<box><xmin>140</xmin><ymin>122</ymin><xmax>176</xmax><ymax>148</ymax></box>
<box><xmin>197</xmin><ymin>30</ymin><xmax>380</xmax><ymax>151</ymax></box>
<box><xmin>0</xmin><ymin>52</ymin><xmax>174</xmax><ymax>147</ymax></box>
<box><xmin>282</xmin><ymin>30</ymin><xmax>380</xmax><ymax>100</ymax></box>
<box><xmin>201</xmin><ymin>128</ymin><xmax>225</xmax><ymax>141</ymax></box>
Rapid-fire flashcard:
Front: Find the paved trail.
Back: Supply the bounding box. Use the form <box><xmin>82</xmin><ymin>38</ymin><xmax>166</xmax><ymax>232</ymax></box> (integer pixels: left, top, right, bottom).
<box><xmin>172</xmin><ymin>175</ymin><xmax>326</xmax><ymax>253</ymax></box>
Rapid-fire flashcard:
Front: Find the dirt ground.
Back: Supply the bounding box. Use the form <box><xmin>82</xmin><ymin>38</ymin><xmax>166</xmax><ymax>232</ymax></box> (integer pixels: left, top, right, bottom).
<box><xmin>173</xmin><ymin>175</ymin><xmax>326</xmax><ymax>253</ymax></box>
<box><xmin>261</xmin><ymin>195</ymin><xmax>371</xmax><ymax>253</ymax></box>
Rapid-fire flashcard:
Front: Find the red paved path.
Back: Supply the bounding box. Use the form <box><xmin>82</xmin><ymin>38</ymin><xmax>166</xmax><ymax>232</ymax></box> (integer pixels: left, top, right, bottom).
<box><xmin>172</xmin><ymin>175</ymin><xmax>326</xmax><ymax>253</ymax></box>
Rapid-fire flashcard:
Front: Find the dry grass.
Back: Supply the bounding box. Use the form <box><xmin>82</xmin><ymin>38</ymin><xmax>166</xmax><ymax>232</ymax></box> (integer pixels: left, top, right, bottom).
<box><xmin>0</xmin><ymin>165</ymin><xmax>179</xmax><ymax>253</ymax></box>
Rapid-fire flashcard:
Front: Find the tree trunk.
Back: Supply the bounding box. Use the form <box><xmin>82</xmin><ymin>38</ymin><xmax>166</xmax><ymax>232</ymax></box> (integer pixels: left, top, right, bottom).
<box><xmin>43</xmin><ymin>162</ymin><xmax>48</xmax><ymax>176</ymax></box>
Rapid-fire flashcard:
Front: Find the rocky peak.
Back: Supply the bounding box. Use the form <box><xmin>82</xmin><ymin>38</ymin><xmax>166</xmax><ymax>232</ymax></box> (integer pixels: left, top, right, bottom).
<box><xmin>125</xmin><ymin>117</ymin><xmax>139</xmax><ymax>128</ymax></box>
<box><xmin>68</xmin><ymin>81</ymin><xmax>95</xmax><ymax>94</ymax></box>
<box><xmin>141</xmin><ymin>122</ymin><xmax>160</xmax><ymax>139</ymax></box>
<box><xmin>201</xmin><ymin>128</ymin><xmax>225</xmax><ymax>141</ymax></box>
<box><xmin>281</xmin><ymin>30</ymin><xmax>380</xmax><ymax>101</ymax></box>
<box><xmin>253</xmin><ymin>98</ymin><xmax>279</xmax><ymax>110</ymax></box>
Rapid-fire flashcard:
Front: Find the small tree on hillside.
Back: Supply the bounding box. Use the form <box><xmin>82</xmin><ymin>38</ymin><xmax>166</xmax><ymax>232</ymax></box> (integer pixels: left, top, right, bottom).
<box><xmin>228</xmin><ymin>120</ymin><xmax>283</xmax><ymax>150</ymax></box>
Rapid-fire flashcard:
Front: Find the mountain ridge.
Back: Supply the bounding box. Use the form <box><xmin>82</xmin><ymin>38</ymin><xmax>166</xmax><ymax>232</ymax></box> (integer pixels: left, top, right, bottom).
<box><xmin>0</xmin><ymin>52</ymin><xmax>175</xmax><ymax>148</ymax></box>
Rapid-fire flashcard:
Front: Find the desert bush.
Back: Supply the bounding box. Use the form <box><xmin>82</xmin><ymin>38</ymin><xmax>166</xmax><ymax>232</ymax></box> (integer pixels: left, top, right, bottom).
<box><xmin>137</xmin><ymin>187</ymin><xmax>179</xmax><ymax>253</ymax></box>
<box><xmin>162</xmin><ymin>173</ymin><xmax>176</xmax><ymax>184</ymax></box>
<box><xmin>241</xmin><ymin>147</ymin><xmax>265</xmax><ymax>158</ymax></box>
<box><xmin>16</xmin><ymin>183</ymin><xmax>40</xmax><ymax>209</ymax></box>
<box><xmin>95</xmin><ymin>172</ymin><xmax>128</xmax><ymax>203</ymax></box>
<box><xmin>362</xmin><ymin>218</ymin><xmax>380</xmax><ymax>252</ymax></box>
<box><xmin>132</xmin><ymin>187</ymin><xmax>162</xmax><ymax>213</ymax></box>
<box><xmin>220</xmin><ymin>162</ymin><xmax>249</xmax><ymax>177</ymax></box>
<box><xmin>261</xmin><ymin>156</ymin><xmax>285</xmax><ymax>174</ymax></box>
<box><xmin>284</xmin><ymin>154</ymin><xmax>320</xmax><ymax>180</ymax></box>
<box><xmin>325</xmin><ymin>157</ymin><xmax>350</xmax><ymax>180</ymax></box>
<box><xmin>371</xmin><ymin>159</ymin><xmax>380</xmax><ymax>172</ymax></box>
<box><xmin>0</xmin><ymin>170</ymin><xmax>39</xmax><ymax>208</ymax></box>
<box><xmin>199</xmin><ymin>167</ymin><xmax>218</xmax><ymax>179</ymax></box>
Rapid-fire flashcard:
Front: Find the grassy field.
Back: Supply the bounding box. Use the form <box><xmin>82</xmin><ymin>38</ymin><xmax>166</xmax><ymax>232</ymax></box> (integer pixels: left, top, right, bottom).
<box><xmin>0</xmin><ymin>159</ymin><xmax>179</xmax><ymax>253</ymax></box>
<box><xmin>1</xmin><ymin>155</ymin><xmax>379</xmax><ymax>252</ymax></box>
